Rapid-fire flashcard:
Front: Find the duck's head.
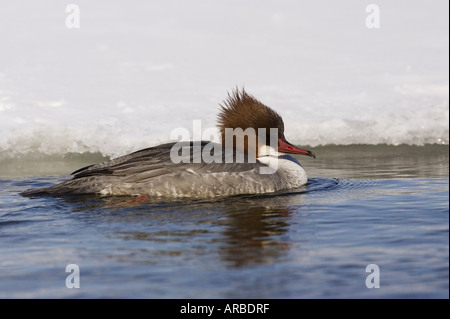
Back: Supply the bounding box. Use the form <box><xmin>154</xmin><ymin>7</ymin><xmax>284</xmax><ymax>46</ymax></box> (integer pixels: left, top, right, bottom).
<box><xmin>217</xmin><ymin>88</ymin><xmax>315</xmax><ymax>159</ymax></box>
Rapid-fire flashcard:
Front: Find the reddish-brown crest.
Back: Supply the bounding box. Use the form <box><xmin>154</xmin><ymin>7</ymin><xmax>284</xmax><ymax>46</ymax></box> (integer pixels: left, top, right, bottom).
<box><xmin>217</xmin><ymin>88</ymin><xmax>286</xmax><ymax>149</ymax></box>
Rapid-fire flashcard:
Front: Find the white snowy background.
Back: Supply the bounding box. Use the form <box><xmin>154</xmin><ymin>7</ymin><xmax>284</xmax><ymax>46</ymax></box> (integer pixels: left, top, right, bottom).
<box><xmin>0</xmin><ymin>0</ymin><xmax>448</xmax><ymax>159</ymax></box>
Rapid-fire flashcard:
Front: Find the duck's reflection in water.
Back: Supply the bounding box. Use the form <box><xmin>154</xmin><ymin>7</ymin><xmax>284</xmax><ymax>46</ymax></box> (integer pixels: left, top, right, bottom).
<box><xmin>219</xmin><ymin>204</ymin><xmax>294</xmax><ymax>268</ymax></box>
<box><xmin>65</xmin><ymin>191</ymin><xmax>306</xmax><ymax>268</ymax></box>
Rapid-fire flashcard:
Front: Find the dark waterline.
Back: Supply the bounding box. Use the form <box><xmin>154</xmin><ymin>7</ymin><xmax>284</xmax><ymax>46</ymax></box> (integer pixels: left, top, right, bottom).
<box><xmin>0</xmin><ymin>145</ymin><xmax>448</xmax><ymax>298</ymax></box>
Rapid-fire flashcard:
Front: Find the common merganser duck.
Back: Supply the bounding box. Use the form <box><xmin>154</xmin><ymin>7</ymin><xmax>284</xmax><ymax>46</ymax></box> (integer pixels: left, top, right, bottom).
<box><xmin>21</xmin><ymin>89</ymin><xmax>315</xmax><ymax>198</ymax></box>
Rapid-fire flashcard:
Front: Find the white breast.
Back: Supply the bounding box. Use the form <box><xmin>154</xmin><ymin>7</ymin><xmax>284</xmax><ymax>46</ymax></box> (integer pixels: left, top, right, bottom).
<box><xmin>257</xmin><ymin>155</ymin><xmax>308</xmax><ymax>188</ymax></box>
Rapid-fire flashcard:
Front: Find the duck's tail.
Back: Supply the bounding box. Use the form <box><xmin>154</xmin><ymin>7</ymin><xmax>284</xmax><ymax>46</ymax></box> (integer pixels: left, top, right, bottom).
<box><xmin>20</xmin><ymin>178</ymin><xmax>97</xmax><ymax>197</ymax></box>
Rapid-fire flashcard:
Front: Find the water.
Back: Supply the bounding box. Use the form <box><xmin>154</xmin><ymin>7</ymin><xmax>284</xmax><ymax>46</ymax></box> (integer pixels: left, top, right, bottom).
<box><xmin>0</xmin><ymin>145</ymin><xmax>448</xmax><ymax>298</ymax></box>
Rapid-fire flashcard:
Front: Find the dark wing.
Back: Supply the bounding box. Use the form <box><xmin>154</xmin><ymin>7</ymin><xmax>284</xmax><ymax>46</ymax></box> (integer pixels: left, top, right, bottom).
<box><xmin>71</xmin><ymin>141</ymin><xmax>266</xmax><ymax>181</ymax></box>
<box><xmin>70</xmin><ymin>142</ymin><xmax>175</xmax><ymax>178</ymax></box>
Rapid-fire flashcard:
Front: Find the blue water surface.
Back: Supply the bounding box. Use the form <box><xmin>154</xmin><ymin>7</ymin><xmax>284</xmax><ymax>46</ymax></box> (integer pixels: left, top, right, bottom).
<box><xmin>0</xmin><ymin>146</ymin><xmax>448</xmax><ymax>298</ymax></box>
